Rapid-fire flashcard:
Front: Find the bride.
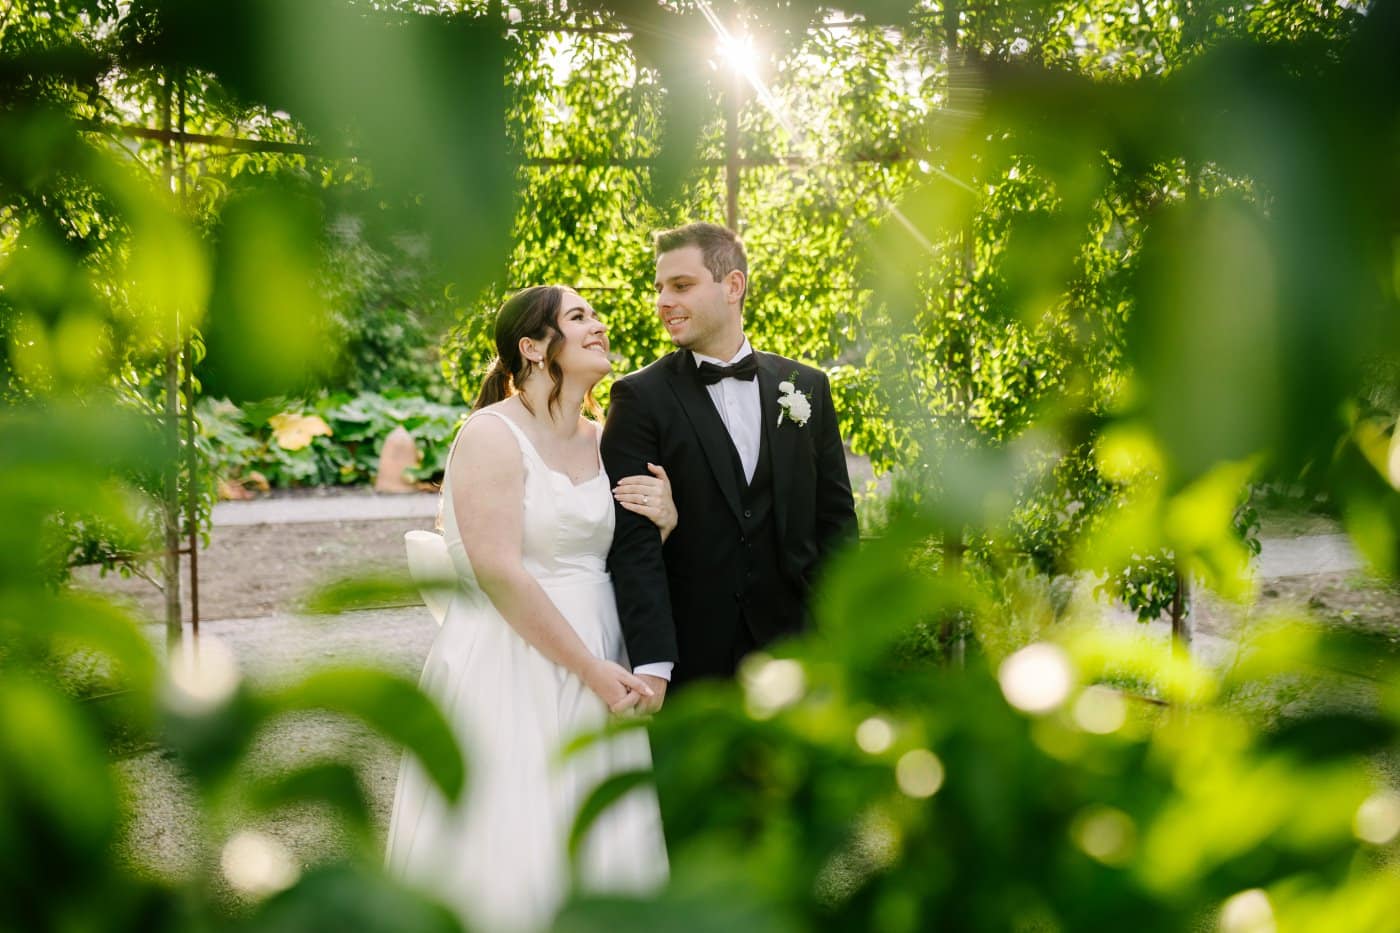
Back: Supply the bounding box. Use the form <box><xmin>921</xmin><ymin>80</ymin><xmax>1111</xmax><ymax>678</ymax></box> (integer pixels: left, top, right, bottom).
<box><xmin>386</xmin><ymin>285</ymin><xmax>671</xmax><ymax>930</ymax></box>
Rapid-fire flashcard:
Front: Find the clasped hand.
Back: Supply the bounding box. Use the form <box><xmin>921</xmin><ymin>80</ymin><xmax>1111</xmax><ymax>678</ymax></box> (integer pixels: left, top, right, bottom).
<box><xmin>582</xmin><ymin>658</ymin><xmax>655</xmax><ymax>715</ymax></box>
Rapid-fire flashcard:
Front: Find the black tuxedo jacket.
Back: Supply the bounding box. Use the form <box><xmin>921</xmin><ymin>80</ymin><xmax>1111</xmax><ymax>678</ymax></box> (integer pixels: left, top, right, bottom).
<box><xmin>600</xmin><ymin>348</ymin><xmax>858</xmax><ymax>685</ymax></box>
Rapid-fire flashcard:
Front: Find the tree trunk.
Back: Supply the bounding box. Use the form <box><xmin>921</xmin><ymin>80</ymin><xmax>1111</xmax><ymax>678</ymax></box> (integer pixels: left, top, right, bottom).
<box><xmin>1170</xmin><ymin>567</ymin><xmax>1190</xmax><ymax>658</ymax></box>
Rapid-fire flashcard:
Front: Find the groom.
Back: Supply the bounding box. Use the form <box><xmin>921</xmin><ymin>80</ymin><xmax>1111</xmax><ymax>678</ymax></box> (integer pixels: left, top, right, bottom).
<box><xmin>601</xmin><ymin>222</ymin><xmax>858</xmax><ymax>712</ymax></box>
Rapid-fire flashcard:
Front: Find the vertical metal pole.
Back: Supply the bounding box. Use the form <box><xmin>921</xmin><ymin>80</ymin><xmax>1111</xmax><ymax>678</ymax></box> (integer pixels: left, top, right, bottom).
<box><xmin>725</xmin><ymin>66</ymin><xmax>741</xmax><ymax>231</ymax></box>
<box><xmin>184</xmin><ymin>340</ymin><xmax>199</xmax><ymax>642</ymax></box>
<box><xmin>163</xmin><ymin>331</ymin><xmax>182</xmax><ymax>655</ymax></box>
<box><xmin>177</xmin><ymin>69</ymin><xmax>200</xmax><ymax>643</ymax></box>
<box><xmin>159</xmin><ymin>72</ymin><xmax>184</xmax><ymax>657</ymax></box>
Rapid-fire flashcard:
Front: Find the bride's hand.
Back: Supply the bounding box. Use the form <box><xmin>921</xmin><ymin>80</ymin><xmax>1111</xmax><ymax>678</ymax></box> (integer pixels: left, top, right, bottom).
<box><xmin>582</xmin><ymin>658</ymin><xmax>655</xmax><ymax>714</ymax></box>
<box><xmin>613</xmin><ymin>463</ymin><xmax>677</xmax><ymax>542</ymax></box>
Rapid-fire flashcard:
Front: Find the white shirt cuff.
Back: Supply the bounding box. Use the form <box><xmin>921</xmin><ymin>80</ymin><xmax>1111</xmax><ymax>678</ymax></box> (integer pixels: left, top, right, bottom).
<box><xmin>633</xmin><ymin>662</ymin><xmax>674</xmax><ymax>681</ymax></box>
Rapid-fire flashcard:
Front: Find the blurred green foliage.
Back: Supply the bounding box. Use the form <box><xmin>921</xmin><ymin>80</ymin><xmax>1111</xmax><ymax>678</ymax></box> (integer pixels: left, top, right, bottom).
<box><xmin>0</xmin><ymin>405</ymin><xmax>464</xmax><ymax>932</ymax></box>
<box><xmin>4</xmin><ymin>0</ymin><xmax>1400</xmax><ymax>930</ymax></box>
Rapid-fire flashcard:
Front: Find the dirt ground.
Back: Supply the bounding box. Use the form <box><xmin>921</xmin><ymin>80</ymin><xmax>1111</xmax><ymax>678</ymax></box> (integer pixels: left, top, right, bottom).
<box><xmin>75</xmin><ymin>516</ymin><xmax>436</xmax><ymax>623</ymax></box>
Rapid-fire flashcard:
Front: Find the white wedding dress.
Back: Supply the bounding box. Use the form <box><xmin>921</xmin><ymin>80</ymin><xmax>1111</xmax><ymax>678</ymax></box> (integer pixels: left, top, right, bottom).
<box><xmin>386</xmin><ymin>409</ymin><xmax>668</xmax><ymax>931</ymax></box>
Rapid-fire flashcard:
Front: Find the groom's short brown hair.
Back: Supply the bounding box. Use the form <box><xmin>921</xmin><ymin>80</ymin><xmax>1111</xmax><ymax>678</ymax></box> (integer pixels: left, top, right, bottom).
<box><xmin>653</xmin><ymin>222</ymin><xmax>748</xmax><ymax>310</ymax></box>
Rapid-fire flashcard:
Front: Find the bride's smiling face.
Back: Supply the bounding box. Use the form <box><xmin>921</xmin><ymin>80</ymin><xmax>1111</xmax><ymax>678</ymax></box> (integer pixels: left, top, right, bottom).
<box><xmin>552</xmin><ymin>290</ymin><xmax>611</xmax><ymax>378</ymax></box>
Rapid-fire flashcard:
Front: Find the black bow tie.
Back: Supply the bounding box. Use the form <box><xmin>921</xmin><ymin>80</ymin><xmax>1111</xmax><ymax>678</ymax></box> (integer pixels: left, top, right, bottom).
<box><xmin>696</xmin><ymin>355</ymin><xmax>758</xmax><ymax>385</ymax></box>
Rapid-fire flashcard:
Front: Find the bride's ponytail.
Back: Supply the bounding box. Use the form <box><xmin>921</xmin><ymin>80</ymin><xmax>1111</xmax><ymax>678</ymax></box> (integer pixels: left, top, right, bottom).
<box><xmin>469</xmin><ymin>285</ymin><xmax>574</xmax><ymax>415</ymax></box>
<box><xmin>473</xmin><ymin>356</ymin><xmax>513</xmax><ymax>411</ymax></box>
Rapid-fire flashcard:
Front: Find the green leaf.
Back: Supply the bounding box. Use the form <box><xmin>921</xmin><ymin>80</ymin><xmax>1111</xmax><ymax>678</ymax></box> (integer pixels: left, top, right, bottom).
<box><xmin>243</xmin><ymin>863</ymin><xmax>464</xmax><ymax>933</ymax></box>
<box><xmin>558</xmin><ymin>714</ymin><xmax>651</xmax><ymax>761</ymax></box>
<box><xmin>556</xmin><ymin>882</ymin><xmax>796</xmax><ymax>933</ymax></box>
<box><xmin>1260</xmin><ymin>713</ymin><xmax>1397</xmax><ymax>763</ymax></box>
<box><xmin>271</xmin><ymin>669</ymin><xmax>464</xmax><ymax>803</ymax></box>
<box><xmin>200</xmin><ymin>185</ymin><xmax>336</xmax><ymax>402</ymax></box>
<box><xmin>162</xmin><ymin>685</ymin><xmax>269</xmax><ymax>790</ymax></box>
<box><xmin>301</xmin><ymin>571</ymin><xmax>425</xmax><ymax>615</ymax></box>
<box><xmin>246</xmin><ymin>761</ymin><xmax>373</xmax><ymax>840</ymax></box>
<box><xmin>567</xmin><ymin>768</ymin><xmax>655</xmax><ymax>863</ymax></box>
<box><xmin>38</xmin><ymin>592</ymin><xmax>159</xmax><ymax>696</ymax></box>
<box><xmin>0</xmin><ymin>677</ymin><xmax>119</xmax><ymax>865</ymax></box>
<box><xmin>1129</xmin><ymin>198</ymin><xmax>1281</xmax><ymax>486</ymax></box>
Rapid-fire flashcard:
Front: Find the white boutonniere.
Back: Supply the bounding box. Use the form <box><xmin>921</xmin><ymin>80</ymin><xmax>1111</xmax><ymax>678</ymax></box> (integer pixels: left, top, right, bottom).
<box><xmin>776</xmin><ymin>375</ymin><xmax>812</xmax><ymax>428</ymax></box>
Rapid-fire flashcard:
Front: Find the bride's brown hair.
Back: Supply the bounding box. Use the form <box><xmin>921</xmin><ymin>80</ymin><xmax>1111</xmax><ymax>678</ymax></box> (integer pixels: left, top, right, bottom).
<box><xmin>473</xmin><ymin>285</ymin><xmax>602</xmax><ymax>419</ymax></box>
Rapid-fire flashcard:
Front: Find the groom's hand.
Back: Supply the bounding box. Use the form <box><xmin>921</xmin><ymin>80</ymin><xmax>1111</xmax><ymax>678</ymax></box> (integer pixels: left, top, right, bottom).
<box><xmin>635</xmin><ymin>674</ymin><xmax>668</xmax><ymax>714</ymax></box>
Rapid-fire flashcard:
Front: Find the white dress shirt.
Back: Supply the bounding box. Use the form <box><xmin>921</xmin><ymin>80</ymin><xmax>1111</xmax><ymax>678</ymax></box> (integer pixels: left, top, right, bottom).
<box><xmin>693</xmin><ymin>338</ymin><xmax>761</xmax><ymax>482</ymax></box>
<box><xmin>634</xmin><ymin>338</ymin><xmax>761</xmax><ymax>684</ymax></box>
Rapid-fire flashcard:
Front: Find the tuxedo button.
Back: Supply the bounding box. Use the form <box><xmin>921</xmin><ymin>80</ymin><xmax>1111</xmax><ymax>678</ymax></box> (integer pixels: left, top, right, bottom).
<box><xmin>743</xmin><ymin>509</ymin><xmax>752</xmax><ymax>519</ymax></box>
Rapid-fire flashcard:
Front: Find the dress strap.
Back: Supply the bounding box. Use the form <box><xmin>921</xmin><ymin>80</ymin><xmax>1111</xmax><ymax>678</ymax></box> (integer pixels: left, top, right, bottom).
<box><xmin>436</xmin><ymin>408</ymin><xmax>534</xmax><ymax>531</ymax></box>
<box><xmin>468</xmin><ymin>408</ymin><xmax>542</xmax><ymax>465</ymax></box>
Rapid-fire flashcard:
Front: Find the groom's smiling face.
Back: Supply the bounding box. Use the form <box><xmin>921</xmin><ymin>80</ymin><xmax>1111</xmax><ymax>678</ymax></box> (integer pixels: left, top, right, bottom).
<box><xmin>654</xmin><ymin>245</ymin><xmax>744</xmax><ymax>360</ymax></box>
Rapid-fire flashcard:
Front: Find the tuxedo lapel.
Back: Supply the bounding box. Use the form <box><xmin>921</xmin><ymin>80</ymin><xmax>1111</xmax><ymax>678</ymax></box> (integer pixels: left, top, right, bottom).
<box><xmin>757</xmin><ymin>353</ymin><xmax>799</xmax><ymax>542</ymax></box>
<box><xmin>666</xmin><ymin>351</ymin><xmax>744</xmax><ymax>524</ymax></box>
